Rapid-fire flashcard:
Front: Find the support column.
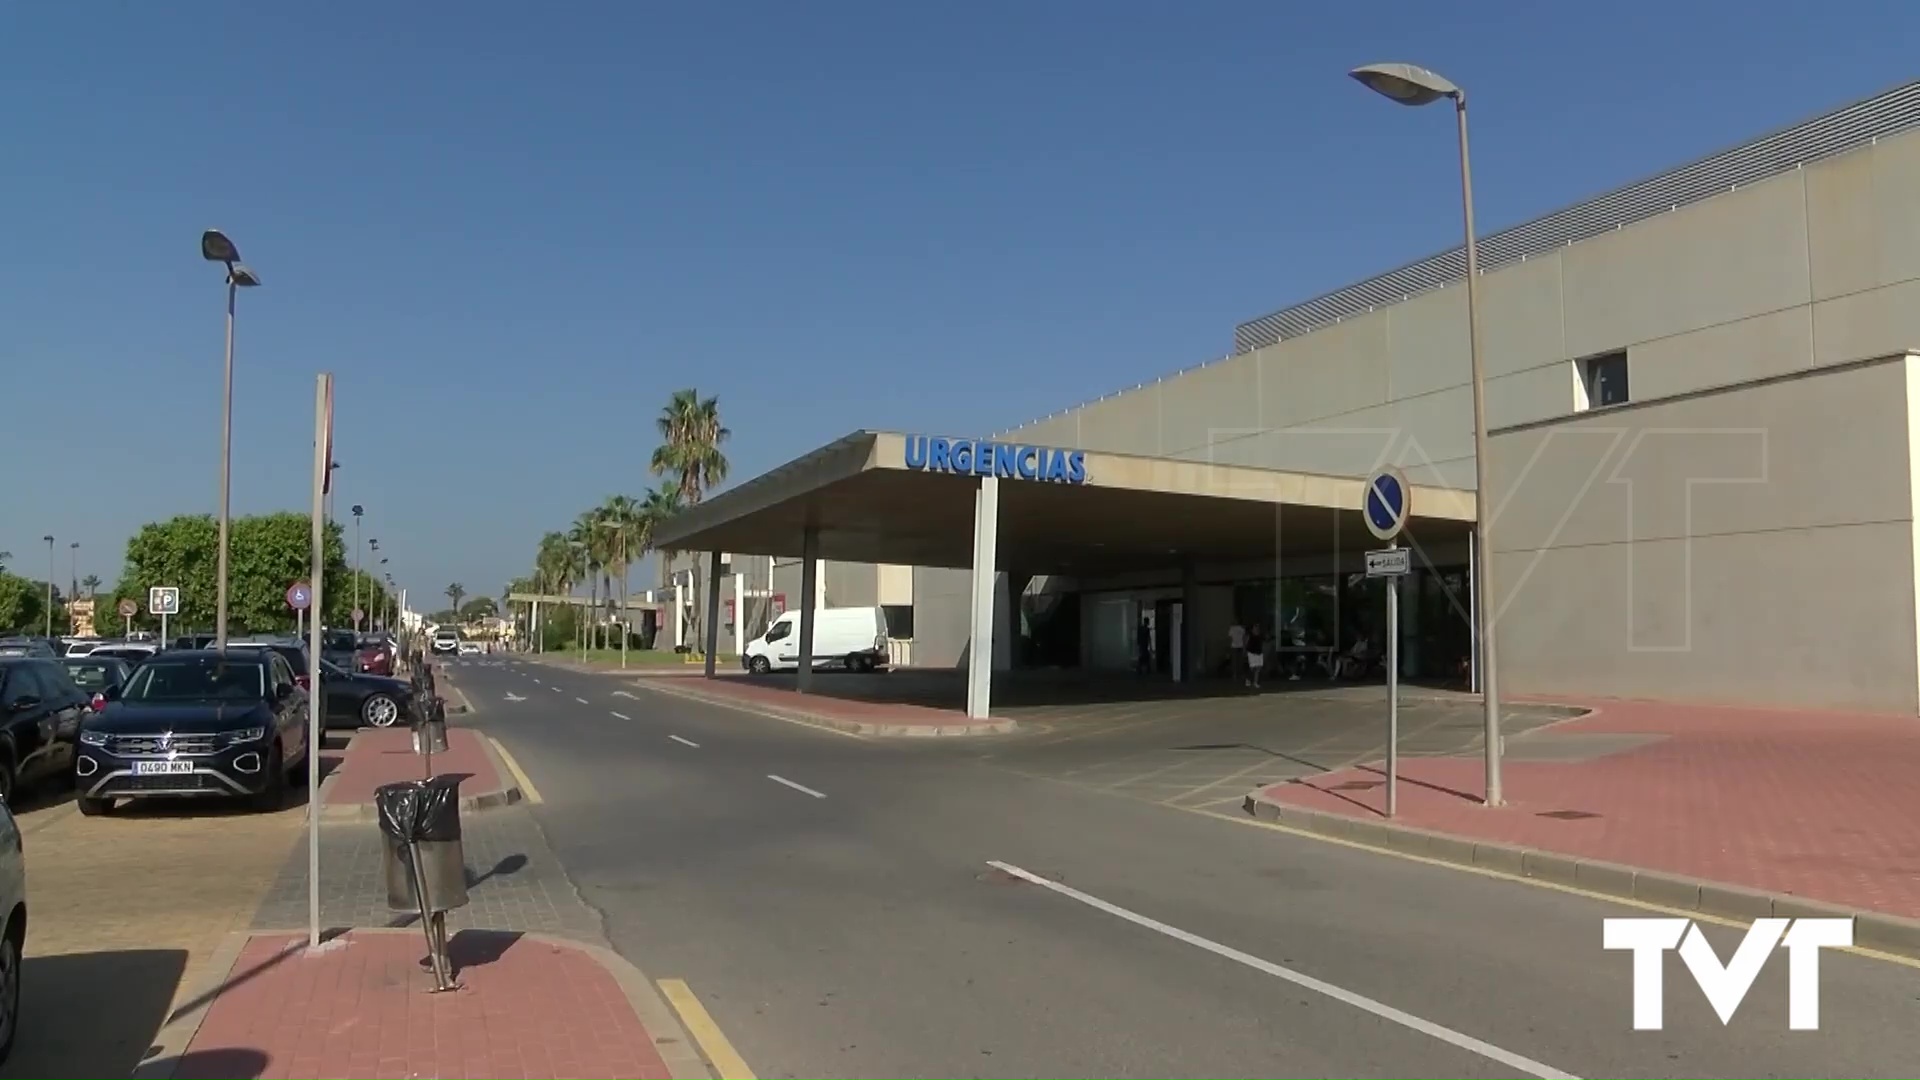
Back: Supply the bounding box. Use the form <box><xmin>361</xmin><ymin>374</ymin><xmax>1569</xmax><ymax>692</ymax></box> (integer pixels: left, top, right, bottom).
<box><xmin>815</xmin><ymin>560</ymin><xmax>828</xmax><ymax>607</ymax></box>
<box><xmin>732</xmin><ymin>572</ymin><xmax>745</xmax><ymax>657</ymax></box>
<box><xmin>674</xmin><ymin>581</ymin><xmax>686</xmax><ymax>648</ymax></box>
<box><xmin>798</xmin><ymin>527</ymin><xmax>820</xmax><ymax>693</ymax></box>
<box><xmin>531</xmin><ymin>600</ymin><xmax>540</xmax><ymax>653</ymax></box>
<box><xmin>1180</xmin><ymin>560</ymin><xmax>1199</xmax><ymax>682</ymax></box>
<box><xmin>704</xmin><ymin>551</ymin><xmax>723</xmax><ymax>677</ymax></box>
<box><xmin>967</xmin><ymin>477</ymin><xmax>1000</xmax><ymax>719</ymax></box>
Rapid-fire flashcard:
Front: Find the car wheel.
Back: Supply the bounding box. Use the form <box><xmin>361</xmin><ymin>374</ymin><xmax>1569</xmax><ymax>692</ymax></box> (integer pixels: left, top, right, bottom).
<box><xmin>249</xmin><ymin>747</ymin><xmax>286</xmax><ymax>812</ymax></box>
<box><xmin>361</xmin><ymin>693</ymin><xmax>402</xmax><ymax>729</ymax></box>
<box><xmin>76</xmin><ymin>796</ymin><xmax>113</xmax><ymax>817</ymax></box>
<box><xmin>749</xmin><ymin>655</ymin><xmax>771</xmax><ymax>675</ymax></box>
<box><xmin>0</xmin><ymin>917</ymin><xmax>20</xmax><ymax>1065</ymax></box>
<box><xmin>0</xmin><ymin>758</ymin><xmax>15</xmax><ymax>806</ymax></box>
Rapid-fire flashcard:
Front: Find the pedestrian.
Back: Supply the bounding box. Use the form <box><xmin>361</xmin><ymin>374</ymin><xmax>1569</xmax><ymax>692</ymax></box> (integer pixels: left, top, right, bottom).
<box><xmin>1228</xmin><ymin>619</ymin><xmax>1247</xmax><ymax>685</ymax></box>
<box><xmin>1136</xmin><ymin>616</ymin><xmax>1154</xmax><ymax>675</ymax></box>
<box><xmin>1246</xmin><ymin>622</ymin><xmax>1266</xmax><ymax>689</ymax></box>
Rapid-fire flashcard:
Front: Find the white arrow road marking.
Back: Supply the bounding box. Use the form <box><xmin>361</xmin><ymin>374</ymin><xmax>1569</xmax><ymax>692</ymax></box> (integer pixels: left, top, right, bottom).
<box><xmin>550</xmin><ymin>686</ymin><xmax>562</xmax><ymax>693</ymax></box>
<box><xmin>532</xmin><ymin>677</ymin><xmax>542</xmax><ymax>684</ymax></box>
<box><xmin>669</xmin><ymin>735</ymin><xmax>699</xmax><ymax>748</ymax></box>
<box><xmin>982</xmin><ymin>860</ymin><xmax>1579</xmax><ymax>1080</ymax></box>
<box><xmin>613</xmin><ymin>690</ymin><xmax>638</xmax><ymax>699</ymax></box>
<box><xmin>611</xmin><ymin>711</ymin><xmax>631</xmax><ymax>721</ymax></box>
<box><xmin>767</xmin><ymin>775</ymin><xmax>826</xmax><ymax>799</ymax></box>
<box><xmin>505</xmin><ymin>692</ymin><xmax>526</xmax><ymax>702</ymax></box>
<box><xmin>575</xmin><ymin>696</ymin><xmax>589</xmax><ymax>704</ymax></box>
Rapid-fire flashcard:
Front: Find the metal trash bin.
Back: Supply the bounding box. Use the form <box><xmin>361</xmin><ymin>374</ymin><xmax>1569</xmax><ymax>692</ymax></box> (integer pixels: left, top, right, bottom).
<box><xmin>412</xmin><ymin>699</ymin><xmax>448</xmax><ymax>755</ymax></box>
<box><xmin>375</xmin><ymin>776</ymin><xmax>469</xmax><ymax>991</ymax></box>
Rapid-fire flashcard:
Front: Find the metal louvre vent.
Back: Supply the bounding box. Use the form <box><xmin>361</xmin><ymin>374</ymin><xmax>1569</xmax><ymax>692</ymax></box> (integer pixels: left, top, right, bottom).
<box><xmin>1232</xmin><ymin>79</ymin><xmax>1920</xmax><ymax>354</ymax></box>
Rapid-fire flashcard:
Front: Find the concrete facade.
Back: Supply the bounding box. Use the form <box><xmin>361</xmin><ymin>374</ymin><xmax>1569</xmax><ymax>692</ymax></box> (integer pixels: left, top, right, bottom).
<box><xmin>664</xmin><ymin>85</ymin><xmax>1920</xmax><ymax>714</ymax></box>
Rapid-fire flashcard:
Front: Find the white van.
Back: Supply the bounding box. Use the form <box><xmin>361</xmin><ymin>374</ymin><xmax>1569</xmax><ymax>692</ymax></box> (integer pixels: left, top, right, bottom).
<box><xmin>743</xmin><ymin>606</ymin><xmax>889</xmax><ymax>674</ymax></box>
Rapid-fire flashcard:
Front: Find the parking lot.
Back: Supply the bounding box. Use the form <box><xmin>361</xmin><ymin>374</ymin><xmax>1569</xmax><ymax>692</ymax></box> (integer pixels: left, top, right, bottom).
<box><xmin>1</xmin><ymin>778</ymin><xmax>317</xmax><ymax>1078</ymax></box>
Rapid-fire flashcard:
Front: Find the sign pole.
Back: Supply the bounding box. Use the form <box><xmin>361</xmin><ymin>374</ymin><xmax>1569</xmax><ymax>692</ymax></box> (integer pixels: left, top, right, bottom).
<box><xmin>1386</xmin><ymin>538</ymin><xmax>1400</xmax><ymax>819</ymax></box>
<box><xmin>306</xmin><ymin>373</ymin><xmax>331</xmax><ymax>951</ymax></box>
<box><xmin>160</xmin><ymin>610</ymin><xmax>168</xmax><ymax>645</ymax></box>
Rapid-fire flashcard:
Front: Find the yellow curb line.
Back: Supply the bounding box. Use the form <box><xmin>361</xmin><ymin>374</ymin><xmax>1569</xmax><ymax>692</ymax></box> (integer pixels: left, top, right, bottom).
<box><xmin>487</xmin><ymin>736</ymin><xmax>544</xmax><ymax>805</ymax></box>
<box><xmin>1175</xmin><ymin>804</ymin><xmax>1920</xmax><ymax>971</ymax></box>
<box><xmin>658</xmin><ymin>977</ymin><xmax>757</xmax><ymax>1079</ymax></box>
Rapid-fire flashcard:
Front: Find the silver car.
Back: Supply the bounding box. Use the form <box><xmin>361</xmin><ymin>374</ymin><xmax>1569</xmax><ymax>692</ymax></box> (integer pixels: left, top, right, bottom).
<box><xmin>0</xmin><ymin>796</ymin><xmax>26</xmax><ymax>1063</ymax></box>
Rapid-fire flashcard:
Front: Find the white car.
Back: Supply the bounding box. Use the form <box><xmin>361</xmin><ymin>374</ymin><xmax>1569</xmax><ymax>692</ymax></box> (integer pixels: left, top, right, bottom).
<box><xmin>431</xmin><ymin>630</ymin><xmax>460</xmax><ymax>655</ymax></box>
<box><xmin>457</xmin><ymin>641</ymin><xmax>482</xmax><ymax>656</ymax></box>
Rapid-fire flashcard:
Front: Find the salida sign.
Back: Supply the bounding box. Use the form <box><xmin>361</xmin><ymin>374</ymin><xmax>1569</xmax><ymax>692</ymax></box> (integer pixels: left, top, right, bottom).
<box><xmin>904</xmin><ymin>434</ymin><xmax>1087</xmax><ymax>484</ymax></box>
<box><xmin>1603</xmin><ymin>916</ymin><xmax>1852</xmax><ymax>1030</ymax></box>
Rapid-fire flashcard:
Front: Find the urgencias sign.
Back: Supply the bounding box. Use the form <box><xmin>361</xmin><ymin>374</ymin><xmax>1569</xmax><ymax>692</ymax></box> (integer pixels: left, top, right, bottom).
<box><xmin>903</xmin><ymin>435</ymin><xmax>1087</xmax><ymax>484</ymax></box>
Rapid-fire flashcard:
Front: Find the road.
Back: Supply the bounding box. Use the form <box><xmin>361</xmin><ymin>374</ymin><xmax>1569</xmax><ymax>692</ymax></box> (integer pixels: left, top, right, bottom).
<box><xmin>452</xmin><ymin>658</ymin><xmax>1920</xmax><ymax>1079</ymax></box>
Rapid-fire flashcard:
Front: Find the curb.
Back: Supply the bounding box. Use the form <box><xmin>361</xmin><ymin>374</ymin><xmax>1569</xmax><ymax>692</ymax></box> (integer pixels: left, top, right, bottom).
<box><xmin>157</xmin><ymin>928</ymin><xmax>712</xmax><ymax>1080</ymax></box>
<box><xmin>636</xmin><ymin>677</ymin><xmax>1016</xmax><ymax>737</ymax></box>
<box><xmin>1240</xmin><ymin>789</ymin><xmax>1920</xmax><ymax>960</ymax></box>
<box><xmin>318</xmin><ymin>732</ymin><xmax>524</xmax><ymax>822</ymax></box>
<box><xmin>133</xmin><ymin>928</ymin><xmax>258</xmax><ymax>1078</ymax></box>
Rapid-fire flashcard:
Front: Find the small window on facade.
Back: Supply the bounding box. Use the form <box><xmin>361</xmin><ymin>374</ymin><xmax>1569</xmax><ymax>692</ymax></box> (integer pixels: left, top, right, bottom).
<box><xmin>1578</xmin><ymin>351</ymin><xmax>1629</xmax><ymax>409</ymax></box>
<box><xmin>881</xmin><ymin>604</ymin><xmax>914</xmax><ymax>640</ymax></box>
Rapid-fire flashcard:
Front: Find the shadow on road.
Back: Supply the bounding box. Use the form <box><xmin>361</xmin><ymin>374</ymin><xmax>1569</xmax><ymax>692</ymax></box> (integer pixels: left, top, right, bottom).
<box><xmin>146</xmin><ymin>1048</ymin><xmax>272</xmax><ymax>1079</ymax></box>
<box><xmin>2</xmin><ymin>948</ymin><xmax>186</xmax><ymax>1079</ymax></box>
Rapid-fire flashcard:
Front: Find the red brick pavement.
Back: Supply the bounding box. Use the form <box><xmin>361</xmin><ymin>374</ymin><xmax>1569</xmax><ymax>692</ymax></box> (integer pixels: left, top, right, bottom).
<box><xmin>1258</xmin><ymin>699</ymin><xmax>1920</xmax><ymax>917</ymax></box>
<box><xmin>177</xmin><ymin>930</ymin><xmax>674</xmax><ymax>1080</ymax></box>
<box><xmin>323</xmin><ymin>727</ymin><xmax>505</xmax><ymax>808</ymax></box>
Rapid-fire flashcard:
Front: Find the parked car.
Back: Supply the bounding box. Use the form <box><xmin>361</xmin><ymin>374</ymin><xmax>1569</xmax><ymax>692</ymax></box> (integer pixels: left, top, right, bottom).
<box><xmin>224</xmin><ymin>639</ymin><xmax>315</xmax><ymax>692</ymax></box>
<box><xmin>317</xmin><ymin>660</ymin><xmax>412</xmax><ymax>729</ymax></box>
<box><xmin>86</xmin><ymin>643</ymin><xmax>158</xmax><ymax>665</ymax></box>
<box><xmin>319</xmin><ymin>629</ymin><xmax>360</xmax><ymax>671</ymax></box>
<box><xmin>62</xmin><ymin>638</ymin><xmax>107</xmax><ymax>657</ymax></box>
<box><xmin>75</xmin><ymin>650</ymin><xmax>310</xmax><ymax>815</ymax></box>
<box><xmin>169</xmin><ymin>634</ymin><xmax>216</xmax><ymax>651</ymax></box>
<box><xmin>743</xmin><ymin>606</ymin><xmax>890</xmax><ymax>674</ymax></box>
<box><xmin>353</xmin><ymin>638</ymin><xmax>393</xmax><ymax>676</ymax></box>
<box><xmin>0</xmin><ymin>792</ymin><xmax>25</xmax><ymax>1064</ymax></box>
<box><xmin>431</xmin><ymin>628</ymin><xmax>460</xmax><ymax>655</ymax></box>
<box><xmin>59</xmin><ymin>656</ymin><xmax>132</xmax><ymax>712</ymax></box>
<box><xmin>0</xmin><ymin>640</ymin><xmax>55</xmax><ymax>660</ymax></box>
<box><xmin>0</xmin><ymin>657</ymin><xmax>88</xmax><ymax>801</ymax></box>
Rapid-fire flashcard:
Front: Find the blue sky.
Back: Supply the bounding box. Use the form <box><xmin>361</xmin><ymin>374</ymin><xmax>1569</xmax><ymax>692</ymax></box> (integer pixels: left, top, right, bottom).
<box><xmin>2</xmin><ymin>3</ymin><xmax>1911</xmax><ymax>607</ymax></box>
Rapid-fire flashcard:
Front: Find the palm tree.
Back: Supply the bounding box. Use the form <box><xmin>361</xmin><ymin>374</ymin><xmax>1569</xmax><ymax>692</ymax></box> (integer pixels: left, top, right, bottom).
<box><xmin>598</xmin><ymin>494</ymin><xmax>645</xmax><ymax>652</ymax></box>
<box><xmin>81</xmin><ymin>574</ymin><xmax>100</xmax><ymax>597</ymax></box>
<box><xmin>567</xmin><ymin>510</ymin><xmax>606</xmax><ymax>649</ymax></box>
<box><xmin>639</xmin><ymin>485</ymin><xmax>685</xmax><ymax>645</ymax></box>
<box><xmin>445</xmin><ymin>583</ymin><xmax>465</xmax><ymax>624</ymax></box>
<box><xmin>649</xmin><ymin>389</ymin><xmax>730</xmax><ymax>505</ymax></box>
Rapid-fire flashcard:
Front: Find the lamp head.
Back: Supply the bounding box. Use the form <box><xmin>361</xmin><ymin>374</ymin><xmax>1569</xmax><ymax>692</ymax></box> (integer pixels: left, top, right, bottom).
<box><xmin>1349</xmin><ymin>63</ymin><xmax>1461</xmax><ymax>107</ymax></box>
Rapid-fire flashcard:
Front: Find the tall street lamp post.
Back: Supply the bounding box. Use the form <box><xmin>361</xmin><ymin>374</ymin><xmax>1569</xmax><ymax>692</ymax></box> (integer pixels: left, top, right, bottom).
<box><xmin>41</xmin><ymin>536</ymin><xmax>54</xmax><ymax>637</ymax></box>
<box><xmin>351</xmin><ymin>506</ymin><xmax>365</xmax><ymax>631</ymax></box>
<box><xmin>68</xmin><ymin>542</ymin><xmax>78</xmax><ymax>611</ymax></box>
<box><xmin>1349</xmin><ymin>62</ymin><xmax>1503</xmax><ymax>805</ymax></box>
<box><xmin>201</xmin><ymin>229</ymin><xmax>262</xmax><ymax>650</ymax></box>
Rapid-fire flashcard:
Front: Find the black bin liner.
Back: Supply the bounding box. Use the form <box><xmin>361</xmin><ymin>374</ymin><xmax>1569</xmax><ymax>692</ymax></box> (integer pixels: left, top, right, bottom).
<box><xmin>373</xmin><ymin>775</ymin><xmax>465</xmax><ymax>843</ymax></box>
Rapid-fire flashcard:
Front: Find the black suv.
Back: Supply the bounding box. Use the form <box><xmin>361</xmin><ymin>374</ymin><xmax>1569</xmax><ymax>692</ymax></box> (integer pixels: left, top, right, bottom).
<box><xmin>0</xmin><ymin>657</ymin><xmax>88</xmax><ymax>801</ymax></box>
<box><xmin>75</xmin><ymin>650</ymin><xmax>311</xmax><ymax>815</ymax></box>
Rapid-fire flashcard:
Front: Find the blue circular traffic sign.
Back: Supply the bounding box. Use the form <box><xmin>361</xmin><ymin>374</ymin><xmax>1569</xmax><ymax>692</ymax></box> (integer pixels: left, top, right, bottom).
<box><xmin>287</xmin><ymin>583</ymin><xmax>312</xmax><ymax>611</ymax></box>
<box><xmin>1364</xmin><ymin>467</ymin><xmax>1411</xmax><ymax>541</ymax></box>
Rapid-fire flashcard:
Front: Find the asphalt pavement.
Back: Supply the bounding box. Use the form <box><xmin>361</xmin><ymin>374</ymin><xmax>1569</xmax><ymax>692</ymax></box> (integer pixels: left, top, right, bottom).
<box><xmin>446</xmin><ymin>657</ymin><xmax>1920</xmax><ymax>1079</ymax></box>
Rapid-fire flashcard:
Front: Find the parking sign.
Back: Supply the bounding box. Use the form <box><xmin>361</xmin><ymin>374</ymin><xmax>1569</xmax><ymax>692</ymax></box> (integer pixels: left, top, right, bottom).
<box><xmin>148</xmin><ymin>586</ymin><xmax>180</xmax><ymax>616</ymax></box>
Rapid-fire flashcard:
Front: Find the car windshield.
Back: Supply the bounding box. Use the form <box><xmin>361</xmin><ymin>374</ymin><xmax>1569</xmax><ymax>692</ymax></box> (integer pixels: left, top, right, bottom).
<box><xmin>323</xmin><ymin>631</ymin><xmax>357</xmax><ymax>651</ymax></box>
<box><xmin>122</xmin><ymin>658</ymin><xmax>265</xmax><ymax>701</ymax></box>
<box><xmin>62</xmin><ymin>662</ymin><xmax>120</xmax><ymax>690</ymax></box>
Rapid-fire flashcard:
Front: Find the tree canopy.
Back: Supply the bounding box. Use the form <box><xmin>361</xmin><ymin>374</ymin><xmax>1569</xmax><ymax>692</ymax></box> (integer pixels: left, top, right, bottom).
<box><xmin>112</xmin><ymin>513</ymin><xmax>391</xmax><ymax>633</ymax></box>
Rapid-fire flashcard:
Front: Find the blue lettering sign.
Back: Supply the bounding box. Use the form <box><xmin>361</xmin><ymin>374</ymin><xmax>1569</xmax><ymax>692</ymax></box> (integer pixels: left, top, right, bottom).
<box><xmin>902</xmin><ymin>435</ymin><xmax>1088</xmax><ymax>485</ymax></box>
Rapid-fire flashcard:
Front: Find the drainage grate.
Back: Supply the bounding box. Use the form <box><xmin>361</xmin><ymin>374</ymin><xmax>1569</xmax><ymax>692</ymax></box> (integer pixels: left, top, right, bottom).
<box><xmin>1537</xmin><ymin>809</ymin><xmax>1601</xmax><ymax>821</ymax></box>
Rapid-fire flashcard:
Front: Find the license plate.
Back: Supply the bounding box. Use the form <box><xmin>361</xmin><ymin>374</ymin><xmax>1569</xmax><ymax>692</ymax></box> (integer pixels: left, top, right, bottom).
<box><xmin>132</xmin><ymin>760</ymin><xmax>194</xmax><ymax>775</ymax></box>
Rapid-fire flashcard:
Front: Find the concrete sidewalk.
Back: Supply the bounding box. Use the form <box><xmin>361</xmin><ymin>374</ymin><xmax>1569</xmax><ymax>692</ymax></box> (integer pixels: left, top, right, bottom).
<box><xmin>150</xmin><ymin>928</ymin><xmax>708</xmax><ymax>1080</ymax></box>
<box><xmin>320</xmin><ymin>727</ymin><xmax>522</xmax><ymax>820</ymax></box>
<box><xmin>1245</xmin><ymin>697</ymin><xmax>1920</xmax><ymax>954</ymax></box>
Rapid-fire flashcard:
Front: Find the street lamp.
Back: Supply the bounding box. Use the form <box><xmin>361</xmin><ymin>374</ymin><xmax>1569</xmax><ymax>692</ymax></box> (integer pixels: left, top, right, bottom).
<box><xmin>1350</xmin><ymin>62</ymin><xmax>1503</xmax><ymax>805</ymax></box>
<box><xmin>202</xmin><ymin>229</ymin><xmax>262</xmax><ymax>650</ymax></box>
<box><xmin>41</xmin><ymin>536</ymin><xmax>53</xmax><ymax>637</ymax></box>
<box><xmin>351</xmin><ymin>506</ymin><xmax>364</xmax><ymax>631</ymax></box>
<box><xmin>68</xmin><ymin>542</ymin><xmax>78</xmax><ymax>609</ymax></box>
